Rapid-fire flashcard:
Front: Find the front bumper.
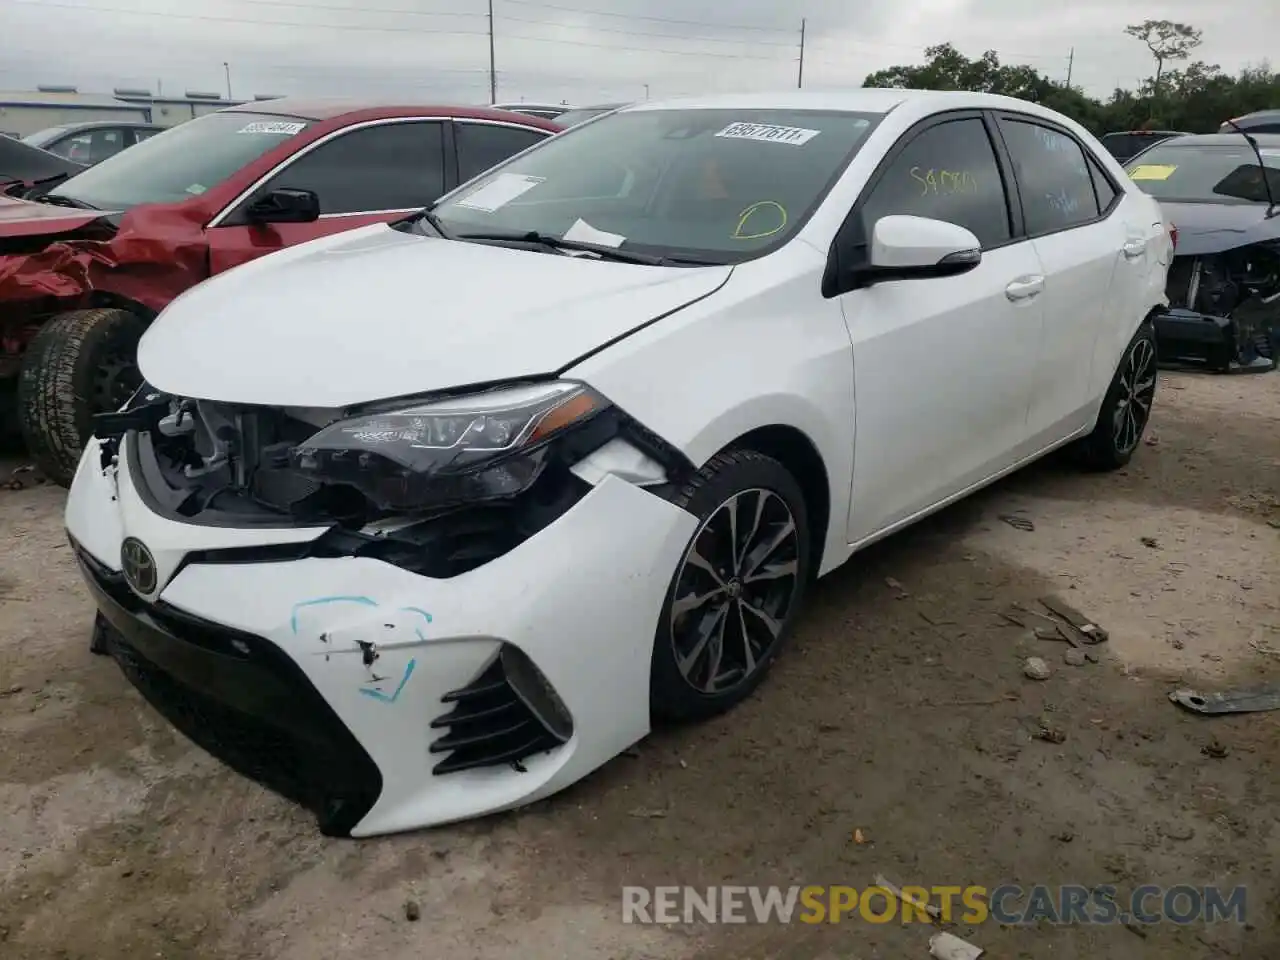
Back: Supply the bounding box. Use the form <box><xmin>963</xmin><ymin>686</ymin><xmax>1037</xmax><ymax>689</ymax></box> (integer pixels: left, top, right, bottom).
<box><xmin>66</xmin><ymin>439</ymin><xmax>697</xmax><ymax>837</ymax></box>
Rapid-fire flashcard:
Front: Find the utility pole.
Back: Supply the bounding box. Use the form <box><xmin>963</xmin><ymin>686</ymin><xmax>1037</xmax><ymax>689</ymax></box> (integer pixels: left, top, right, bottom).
<box><xmin>797</xmin><ymin>18</ymin><xmax>806</xmax><ymax>89</ymax></box>
<box><xmin>487</xmin><ymin>0</ymin><xmax>497</xmax><ymax>103</ymax></box>
<box><xmin>223</xmin><ymin>62</ymin><xmax>232</xmax><ymax>100</ymax></box>
<box><xmin>644</xmin><ymin>83</ymin><xmax>650</xmax><ymax>99</ymax></box>
<box><xmin>1065</xmin><ymin>47</ymin><xmax>1074</xmax><ymax>88</ymax></box>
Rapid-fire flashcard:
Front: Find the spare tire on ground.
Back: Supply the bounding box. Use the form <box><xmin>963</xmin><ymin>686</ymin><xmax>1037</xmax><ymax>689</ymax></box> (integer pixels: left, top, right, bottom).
<box><xmin>17</xmin><ymin>307</ymin><xmax>147</xmax><ymax>487</ymax></box>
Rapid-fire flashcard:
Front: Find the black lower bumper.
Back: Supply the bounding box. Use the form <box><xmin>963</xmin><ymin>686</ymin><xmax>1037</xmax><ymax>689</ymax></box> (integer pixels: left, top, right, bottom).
<box><xmin>75</xmin><ymin>545</ymin><xmax>382</xmax><ymax>837</ymax></box>
<box><xmin>1154</xmin><ymin>308</ymin><xmax>1277</xmax><ymax>374</ymax></box>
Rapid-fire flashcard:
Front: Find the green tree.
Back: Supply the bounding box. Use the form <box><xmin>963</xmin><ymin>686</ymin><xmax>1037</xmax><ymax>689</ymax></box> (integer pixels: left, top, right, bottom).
<box><xmin>1124</xmin><ymin>20</ymin><xmax>1203</xmax><ymax>92</ymax></box>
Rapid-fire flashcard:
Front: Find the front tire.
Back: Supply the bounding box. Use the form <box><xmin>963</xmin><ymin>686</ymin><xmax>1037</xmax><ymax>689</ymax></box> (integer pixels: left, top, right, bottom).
<box><xmin>1077</xmin><ymin>321</ymin><xmax>1157</xmax><ymax>471</ymax></box>
<box><xmin>649</xmin><ymin>449</ymin><xmax>811</xmax><ymax>722</ymax></box>
<box><xmin>17</xmin><ymin>308</ymin><xmax>146</xmax><ymax>487</ymax></box>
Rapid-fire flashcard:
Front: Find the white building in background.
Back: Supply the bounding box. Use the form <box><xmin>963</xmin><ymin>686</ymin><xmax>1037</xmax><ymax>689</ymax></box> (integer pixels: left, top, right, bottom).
<box><xmin>0</xmin><ymin>84</ymin><xmax>282</xmax><ymax>138</ymax></box>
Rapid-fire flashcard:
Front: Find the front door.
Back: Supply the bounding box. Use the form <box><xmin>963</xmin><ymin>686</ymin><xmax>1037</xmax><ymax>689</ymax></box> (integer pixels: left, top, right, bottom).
<box><xmin>836</xmin><ymin>112</ymin><xmax>1045</xmax><ymax>543</ymax></box>
<box><xmin>207</xmin><ymin>119</ymin><xmax>448</xmax><ymax>274</ymax></box>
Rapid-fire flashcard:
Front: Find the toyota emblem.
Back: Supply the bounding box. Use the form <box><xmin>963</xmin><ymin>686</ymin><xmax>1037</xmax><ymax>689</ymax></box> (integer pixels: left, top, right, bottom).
<box><xmin>120</xmin><ymin>537</ymin><xmax>158</xmax><ymax>595</ymax></box>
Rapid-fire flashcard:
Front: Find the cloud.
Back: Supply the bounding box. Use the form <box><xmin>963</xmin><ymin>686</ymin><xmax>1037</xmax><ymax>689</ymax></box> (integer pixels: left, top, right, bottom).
<box><xmin>1</xmin><ymin>0</ymin><xmax>1275</xmax><ymax>105</ymax></box>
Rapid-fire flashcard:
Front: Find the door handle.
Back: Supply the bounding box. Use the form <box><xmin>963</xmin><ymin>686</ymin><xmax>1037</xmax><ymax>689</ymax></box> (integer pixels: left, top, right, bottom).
<box><xmin>1005</xmin><ymin>275</ymin><xmax>1044</xmax><ymax>301</ymax></box>
<box><xmin>1122</xmin><ymin>239</ymin><xmax>1146</xmax><ymax>259</ymax></box>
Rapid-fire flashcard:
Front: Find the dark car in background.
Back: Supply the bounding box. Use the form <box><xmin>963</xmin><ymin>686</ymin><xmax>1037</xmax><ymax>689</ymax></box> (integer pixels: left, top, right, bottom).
<box><xmin>1219</xmin><ymin>109</ymin><xmax>1280</xmax><ymax>135</ymax></box>
<box><xmin>1</xmin><ymin>133</ymin><xmax>86</xmax><ymax>195</ymax></box>
<box><xmin>0</xmin><ymin>99</ymin><xmax>559</xmax><ymax>482</ymax></box>
<box><xmin>1100</xmin><ymin>129</ymin><xmax>1192</xmax><ymax>164</ymax></box>
<box><xmin>22</xmin><ymin>121</ymin><xmax>168</xmax><ymax>166</ymax></box>
<box><xmin>1124</xmin><ymin>132</ymin><xmax>1280</xmax><ymax>373</ymax></box>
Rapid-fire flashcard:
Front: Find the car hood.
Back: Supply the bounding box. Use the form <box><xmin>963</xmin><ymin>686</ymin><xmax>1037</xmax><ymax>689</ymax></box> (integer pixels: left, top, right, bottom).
<box><xmin>0</xmin><ymin>193</ymin><xmax>112</xmax><ymax>239</ymax></box>
<box><xmin>138</xmin><ymin>223</ymin><xmax>733</xmax><ymax>407</ymax></box>
<box><xmin>0</xmin><ymin>135</ymin><xmax>85</xmax><ymax>191</ymax></box>
<box><xmin>1160</xmin><ymin>200</ymin><xmax>1280</xmax><ymax>257</ymax></box>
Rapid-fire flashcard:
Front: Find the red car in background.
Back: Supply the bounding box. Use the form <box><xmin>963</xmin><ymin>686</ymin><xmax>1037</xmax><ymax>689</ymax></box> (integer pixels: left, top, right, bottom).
<box><xmin>0</xmin><ymin>99</ymin><xmax>560</xmax><ymax>484</ymax></box>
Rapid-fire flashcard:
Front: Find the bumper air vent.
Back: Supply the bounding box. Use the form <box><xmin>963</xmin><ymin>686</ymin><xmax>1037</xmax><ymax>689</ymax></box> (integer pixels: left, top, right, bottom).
<box><xmin>429</xmin><ymin>645</ymin><xmax>571</xmax><ymax>775</ymax></box>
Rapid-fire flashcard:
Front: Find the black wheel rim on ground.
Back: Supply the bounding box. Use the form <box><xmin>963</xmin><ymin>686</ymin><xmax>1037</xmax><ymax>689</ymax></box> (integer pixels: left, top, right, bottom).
<box><xmin>669</xmin><ymin>488</ymin><xmax>801</xmax><ymax>694</ymax></box>
<box><xmin>91</xmin><ymin>352</ymin><xmax>142</xmax><ymax>416</ymax></box>
<box><xmin>1113</xmin><ymin>336</ymin><xmax>1156</xmax><ymax>454</ymax></box>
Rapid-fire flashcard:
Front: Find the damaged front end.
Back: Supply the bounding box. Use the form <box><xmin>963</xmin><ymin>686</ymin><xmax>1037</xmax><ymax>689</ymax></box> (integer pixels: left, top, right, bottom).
<box><xmin>95</xmin><ymin>380</ymin><xmax>684</xmax><ymax>578</ymax></box>
<box><xmin>1157</xmin><ymin>240</ymin><xmax>1280</xmax><ymax>373</ymax></box>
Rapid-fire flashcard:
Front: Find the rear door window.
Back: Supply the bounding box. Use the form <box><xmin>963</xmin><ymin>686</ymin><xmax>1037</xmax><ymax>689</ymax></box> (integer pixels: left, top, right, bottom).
<box><xmin>455</xmin><ymin>122</ymin><xmax>549</xmax><ymax>184</ymax></box>
<box><xmin>997</xmin><ymin>119</ymin><xmax>1101</xmax><ymax>234</ymax></box>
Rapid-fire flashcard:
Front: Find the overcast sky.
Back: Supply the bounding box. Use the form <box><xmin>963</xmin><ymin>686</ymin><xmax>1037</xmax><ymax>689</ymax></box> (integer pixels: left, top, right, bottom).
<box><xmin>1</xmin><ymin>0</ymin><xmax>1275</xmax><ymax>106</ymax></box>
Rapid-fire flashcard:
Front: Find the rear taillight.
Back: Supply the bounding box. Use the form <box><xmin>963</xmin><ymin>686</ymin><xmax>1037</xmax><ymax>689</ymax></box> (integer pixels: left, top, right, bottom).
<box><xmin>1169</xmin><ymin>222</ymin><xmax>1178</xmax><ymax>250</ymax></box>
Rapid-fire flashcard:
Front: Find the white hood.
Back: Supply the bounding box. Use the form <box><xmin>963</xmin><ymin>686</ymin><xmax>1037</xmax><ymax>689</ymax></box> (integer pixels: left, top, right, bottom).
<box><xmin>138</xmin><ymin>224</ymin><xmax>732</xmax><ymax>407</ymax></box>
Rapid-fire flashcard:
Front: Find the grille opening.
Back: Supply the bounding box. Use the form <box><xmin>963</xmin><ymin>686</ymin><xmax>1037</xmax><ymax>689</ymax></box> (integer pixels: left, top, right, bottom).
<box><xmin>430</xmin><ymin>649</ymin><xmax>570</xmax><ymax>775</ymax></box>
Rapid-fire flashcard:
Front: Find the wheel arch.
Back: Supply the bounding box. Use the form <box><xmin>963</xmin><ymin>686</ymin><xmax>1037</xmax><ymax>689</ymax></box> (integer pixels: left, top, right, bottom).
<box><xmin>716</xmin><ymin>424</ymin><xmax>832</xmax><ymax>581</ymax></box>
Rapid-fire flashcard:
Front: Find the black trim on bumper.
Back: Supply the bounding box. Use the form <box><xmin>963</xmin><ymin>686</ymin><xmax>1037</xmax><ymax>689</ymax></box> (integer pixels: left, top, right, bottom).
<box><xmin>75</xmin><ymin>544</ymin><xmax>382</xmax><ymax>837</ymax></box>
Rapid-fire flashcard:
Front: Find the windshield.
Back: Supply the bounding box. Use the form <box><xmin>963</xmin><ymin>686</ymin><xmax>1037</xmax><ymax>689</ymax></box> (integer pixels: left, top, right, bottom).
<box><xmin>1126</xmin><ymin>143</ymin><xmax>1280</xmax><ymax>204</ymax></box>
<box><xmin>50</xmin><ymin>111</ymin><xmax>312</xmax><ymax>210</ymax></box>
<box><xmin>432</xmin><ymin>107</ymin><xmax>880</xmax><ymax>264</ymax></box>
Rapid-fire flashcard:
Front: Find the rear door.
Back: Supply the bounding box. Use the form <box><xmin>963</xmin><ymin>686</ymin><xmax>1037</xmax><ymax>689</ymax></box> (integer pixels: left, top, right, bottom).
<box><xmin>992</xmin><ymin>113</ymin><xmax>1141</xmax><ymax>441</ymax></box>
<box><xmin>452</xmin><ymin>118</ymin><xmax>552</xmax><ymax>187</ymax></box>
<box><xmin>207</xmin><ymin>118</ymin><xmax>447</xmax><ymax>274</ymax></box>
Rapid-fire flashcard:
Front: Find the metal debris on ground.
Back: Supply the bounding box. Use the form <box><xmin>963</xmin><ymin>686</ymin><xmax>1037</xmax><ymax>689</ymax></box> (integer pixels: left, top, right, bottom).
<box><xmin>1170</xmin><ymin>685</ymin><xmax>1280</xmax><ymax>715</ymax></box>
<box><xmin>628</xmin><ymin>807</ymin><xmax>669</xmax><ymax>818</ymax></box>
<box><xmin>1023</xmin><ymin>657</ymin><xmax>1052</xmax><ymax>681</ymax></box>
<box><xmin>852</xmin><ymin>828</ymin><xmax>868</xmax><ymax>844</ymax></box>
<box><xmin>929</xmin><ymin>930</ymin><xmax>984</xmax><ymax>960</ymax></box>
<box><xmin>1035</xmin><ymin>724</ymin><xmax>1067</xmax><ymax>744</ymax></box>
<box><xmin>1038</xmin><ymin>595</ymin><xmax>1109</xmax><ymax>643</ymax></box>
<box><xmin>1140</xmin><ymin>536</ymin><xmax>1160</xmax><ymax>549</ymax></box>
<box><xmin>998</xmin><ymin>514</ymin><xmax>1035</xmax><ymax>532</ymax></box>
<box><xmin>1202</xmin><ymin>739</ymin><xmax>1230</xmax><ymax>759</ymax></box>
<box><xmin>872</xmin><ymin>873</ymin><xmax>940</xmax><ymax>919</ymax></box>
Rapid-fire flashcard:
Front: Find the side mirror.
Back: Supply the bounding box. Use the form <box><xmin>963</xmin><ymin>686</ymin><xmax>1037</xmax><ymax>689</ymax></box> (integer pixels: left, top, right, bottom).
<box><xmin>245</xmin><ymin>187</ymin><xmax>320</xmax><ymax>224</ymax></box>
<box><xmin>840</xmin><ymin>215</ymin><xmax>981</xmax><ymax>291</ymax></box>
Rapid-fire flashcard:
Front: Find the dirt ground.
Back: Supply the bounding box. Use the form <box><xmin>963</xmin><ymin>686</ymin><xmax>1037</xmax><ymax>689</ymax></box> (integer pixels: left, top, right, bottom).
<box><xmin>1</xmin><ymin>371</ymin><xmax>1278</xmax><ymax>960</ymax></box>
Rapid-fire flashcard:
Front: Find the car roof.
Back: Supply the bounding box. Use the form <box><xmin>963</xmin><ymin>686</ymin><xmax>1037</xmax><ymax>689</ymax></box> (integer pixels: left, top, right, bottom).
<box><xmin>620</xmin><ymin>88</ymin><xmax>1096</xmax><ymax>118</ymax></box>
<box><xmin>1234</xmin><ymin>108</ymin><xmax>1280</xmax><ymax>121</ymax></box>
<box><xmin>1144</xmin><ymin>132</ymin><xmax>1280</xmax><ymax>148</ymax></box>
<box><xmin>222</xmin><ymin>98</ymin><xmax>561</xmax><ymax>129</ymax></box>
<box><xmin>34</xmin><ymin>120</ymin><xmax>164</xmax><ymax>132</ymax></box>
<box><xmin>1103</xmin><ymin>129</ymin><xmax>1189</xmax><ymax>137</ymax></box>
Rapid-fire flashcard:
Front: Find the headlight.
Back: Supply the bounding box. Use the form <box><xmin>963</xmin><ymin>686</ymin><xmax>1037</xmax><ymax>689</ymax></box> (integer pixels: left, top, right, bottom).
<box><xmin>292</xmin><ymin>381</ymin><xmax>610</xmax><ymax>511</ymax></box>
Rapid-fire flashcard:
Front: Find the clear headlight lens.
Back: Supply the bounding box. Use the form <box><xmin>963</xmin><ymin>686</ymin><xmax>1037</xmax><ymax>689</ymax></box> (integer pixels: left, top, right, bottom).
<box><xmin>291</xmin><ymin>381</ymin><xmax>610</xmax><ymax>511</ymax></box>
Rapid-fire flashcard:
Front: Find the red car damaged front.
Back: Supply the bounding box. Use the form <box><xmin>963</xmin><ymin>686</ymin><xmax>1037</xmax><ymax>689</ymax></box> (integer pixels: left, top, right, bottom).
<box><xmin>0</xmin><ymin>101</ymin><xmax>560</xmax><ymax>485</ymax></box>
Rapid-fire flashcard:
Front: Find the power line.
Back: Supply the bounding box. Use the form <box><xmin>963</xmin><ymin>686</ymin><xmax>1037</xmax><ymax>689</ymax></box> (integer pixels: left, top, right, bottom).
<box><xmin>222</xmin><ymin>0</ymin><xmax>484</xmax><ymax>19</ymax></box>
<box><xmin>498</xmin><ymin>30</ymin><xmax>793</xmax><ymax>61</ymax></box>
<box><xmin>496</xmin><ymin>0</ymin><xmax>795</xmax><ymax>35</ymax></box>
<box><xmin>1</xmin><ymin>0</ymin><xmax>490</xmax><ymax>35</ymax></box>
<box><xmin>497</xmin><ymin>12</ymin><xmax>796</xmax><ymax>48</ymax></box>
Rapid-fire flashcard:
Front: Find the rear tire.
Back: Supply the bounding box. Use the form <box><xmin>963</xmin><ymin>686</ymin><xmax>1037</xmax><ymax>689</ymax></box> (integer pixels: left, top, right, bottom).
<box><xmin>649</xmin><ymin>449</ymin><xmax>811</xmax><ymax>722</ymax></box>
<box><xmin>17</xmin><ymin>307</ymin><xmax>146</xmax><ymax>487</ymax></box>
<box><xmin>1076</xmin><ymin>321</ymin><xmax>1157</xmax><ymax>471</ymax></box>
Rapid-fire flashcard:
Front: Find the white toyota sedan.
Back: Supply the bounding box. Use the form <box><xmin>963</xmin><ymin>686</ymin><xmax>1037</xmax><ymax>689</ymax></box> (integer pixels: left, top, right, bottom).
<box><xmin>66</xmin><ymin>89</ymin><xmax>1170</xmax><ymax>837</ymax></box>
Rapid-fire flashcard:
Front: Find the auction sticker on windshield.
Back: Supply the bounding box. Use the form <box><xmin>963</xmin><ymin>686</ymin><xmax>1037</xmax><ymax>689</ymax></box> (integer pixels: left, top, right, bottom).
<box><xmin>456</xmin><ymin>172</ymin><xmax>545</xmax><ymax>212</ymax></box>
<box><xmin>715</xmin><ymin>122</ymin><xmax>821</xmax><ymax>146</ymax></box>
<box><xmin>236</xmin><ymin>121</ymin><xmax>307</xmax><ymax>135</ymax></box>
<box><xmin>1128</xmin><ymin>164</ymin><xmax>1178</xmax><ymax>181</ymax></box>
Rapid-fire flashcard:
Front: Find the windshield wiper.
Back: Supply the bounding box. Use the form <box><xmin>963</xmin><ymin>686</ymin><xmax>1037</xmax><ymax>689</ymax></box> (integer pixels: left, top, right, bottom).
<box><xmin>36</xmin><ymin>192</ymin><xmax>98</xmax><ymax>211</ymax></box>
<box><xmin>454</xmin><ymin>229</ymin><xmax>675</xmax><ymax>266</ymax></box>
<box><xmin>1223</xmin><ymin>118</ymin><xmax>1278</xmax><ymax>218</ymax></box>
<box><xmin>400</xmin><ymin>202</ymin><xmax>455</xmax><ymax>239</ymax></box>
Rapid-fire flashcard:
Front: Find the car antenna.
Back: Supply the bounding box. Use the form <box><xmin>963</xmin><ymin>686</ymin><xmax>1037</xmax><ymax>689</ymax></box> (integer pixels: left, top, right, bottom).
<box><xmin>1223</xmin><ymin>118</ymin><xmax>1277</xmax><ymax>219</ymax></box>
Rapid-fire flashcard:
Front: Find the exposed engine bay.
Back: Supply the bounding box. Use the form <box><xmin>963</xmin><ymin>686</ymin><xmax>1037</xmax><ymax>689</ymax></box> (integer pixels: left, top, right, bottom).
<box><xmin>91</xmin><ymin>386</ymin><xmax>652</xmax><ymax>579</ymax></box>
<box><xmin>1158</xmin><ymin>242</ymin><xmax>1280</xmax><ymax>374</ymax></box>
